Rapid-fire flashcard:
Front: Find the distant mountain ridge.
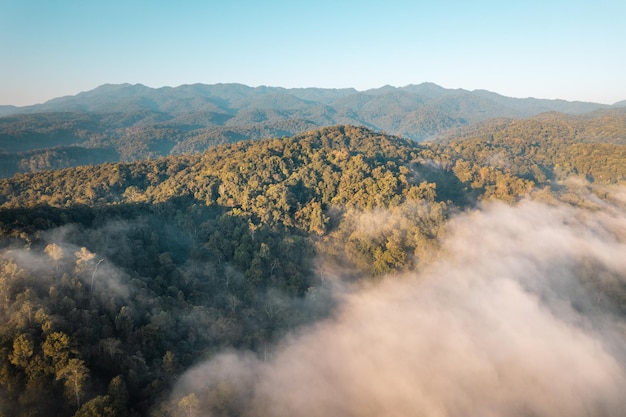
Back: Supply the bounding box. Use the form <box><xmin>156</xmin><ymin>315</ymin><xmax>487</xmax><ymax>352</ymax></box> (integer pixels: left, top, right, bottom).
<box><xmin>3</xmin><ymin>82</ymin><xmax>616</xmax><ymax>118</ymax></box>
<box><xmin>0</xmin><ymin>82</ymin><xmax>624</xmax><ymax>178</ymax></box>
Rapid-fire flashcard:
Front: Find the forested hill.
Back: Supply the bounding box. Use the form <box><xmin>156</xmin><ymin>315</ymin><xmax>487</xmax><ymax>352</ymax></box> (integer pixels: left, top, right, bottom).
<box><xmin>0</xmin><ymin>125</ymin><xmax>533</xmax><ymax>212</ymax></box>
<box><xmin>1</xmin><ymin>124</ymin><xmax>626</xmax><ymax>416</ymax></box>
<box><xmin>434</xmin><ymin>108</ymin><xmax>626</xmax><ymax>185</ymax></box>
<box><xmin>1</xmin><ymin>82</ymin><xmax>620</xmax><ymax>178</ymax></box>
<box><xmin>438</xmin><ymin>107</ymin><xmax>626</xmax><ymax>145</ymax></box>
<box><xmin>0</xmin><ymin>125</ymin><xmax>456</xmax><ymax>416</ymax></box>
<box><xmin>3</xmin><ymin>111</ymin><xmax>626</xmax><ymax>212</ymax></box>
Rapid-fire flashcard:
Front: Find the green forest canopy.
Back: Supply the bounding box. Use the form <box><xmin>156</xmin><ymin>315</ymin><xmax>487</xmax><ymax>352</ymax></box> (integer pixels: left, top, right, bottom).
<box><xmin>0</xmin><ymin>122</ymin><xmax>625</xmax><ymax>416</ymax></box>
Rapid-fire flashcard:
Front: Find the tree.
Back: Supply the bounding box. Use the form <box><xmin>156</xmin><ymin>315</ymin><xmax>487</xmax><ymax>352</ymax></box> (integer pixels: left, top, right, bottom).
<box><xmin>45</xmin><ymin>243</ymin><xmax>64</xmax><ymax>273</ymax></box>
<box><xmin>177</xmin><ymin>393</ymin><xmax>200</xmax><ymax>417</ymax></box>
<box><xmin>162</xmin><ymin>351</ymin><xmax>179</xmax><ymax>380</ymax></box>
<box><xmin>74</xmin><ymin>247</ymin><xmax>96</xmax><ymax>278</ymax></box>
<box><xmin>72</xmin><ymin>395</ymin><xmax>116</xmax><ymax>417</ymax></box>
<box><xmin>56</xmin><ymin>358</ymin><xmax>89</xmax><ymax>410</ymax></box>
<box><xmin>42</xmin><ymin>331</ymin><xmax>72</xmax><ymax>373</ymax></box>
<box><xmin>8</xmin><ymin>333</ymin><xmax>34</xmax><ymax>369</ymax></box>
<box><xmin>107</xmin><ymin>375</ymin><xmax>129</xmax><ymax>414</ymax></box>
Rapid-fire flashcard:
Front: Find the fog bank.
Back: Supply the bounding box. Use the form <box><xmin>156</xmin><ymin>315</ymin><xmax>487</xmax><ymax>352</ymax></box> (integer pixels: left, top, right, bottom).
<box><xmin>170</xmin><ymin>192</ymin><xmax>626</xmax><ymax>417</ymax></box>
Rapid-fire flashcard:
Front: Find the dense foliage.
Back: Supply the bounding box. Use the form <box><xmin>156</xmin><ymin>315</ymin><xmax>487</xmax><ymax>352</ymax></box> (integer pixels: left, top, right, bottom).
<box><xmin>0</xmin><ymin>126</ymin><xmax>439</xmax><ymax>416</ymax></box>
<box><xmin>0</xmin><ymin>121</ymin><xmax>625</xmax><ymax>416</ymax></box>
<box><xmin>434</xmin><ymin>109</ymin><xmax>626</xmax><ymax>191</ymax></box>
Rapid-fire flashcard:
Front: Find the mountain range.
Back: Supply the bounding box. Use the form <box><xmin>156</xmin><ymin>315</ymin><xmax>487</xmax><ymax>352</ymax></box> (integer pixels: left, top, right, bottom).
<box><xmin>0</xmin><ymin>82</ymin><xmax>624</xmax><ymax>178</ymax></box>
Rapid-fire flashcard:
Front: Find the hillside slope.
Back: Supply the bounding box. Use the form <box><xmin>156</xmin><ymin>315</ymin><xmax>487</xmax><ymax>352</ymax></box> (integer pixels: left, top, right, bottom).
<box><xmin>434</xmin><ymin>108</ymin><xmax>626</xmax><ymax>184</ymax></box>
<box><xmin>1</xmin><ymin>125</ymin><xmax>626</xmax><ymax>416</ymax></box>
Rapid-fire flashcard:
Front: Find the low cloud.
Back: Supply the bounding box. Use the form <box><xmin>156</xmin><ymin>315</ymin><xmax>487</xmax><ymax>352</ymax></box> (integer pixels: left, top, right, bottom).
<box><xmin>169</xmin><ymin>190</ymin><xmax>626</xmax><ymax>417</ymax></box>
<box><xmin>0</xmin><ymin>223</ymin><xmax>133</xmax><ymax>302</ymax></box>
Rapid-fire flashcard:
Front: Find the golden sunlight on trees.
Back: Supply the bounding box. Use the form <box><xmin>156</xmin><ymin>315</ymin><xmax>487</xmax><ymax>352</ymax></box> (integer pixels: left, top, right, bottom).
<box><xmin>56</xmin><ymin>358</ymin><xmax>89</xmax><ymax>409</ymax></box>
<box><xmin>0</xmin><ymin>124</ymin><xmax>624</xmax><ymax>415</ymax></box>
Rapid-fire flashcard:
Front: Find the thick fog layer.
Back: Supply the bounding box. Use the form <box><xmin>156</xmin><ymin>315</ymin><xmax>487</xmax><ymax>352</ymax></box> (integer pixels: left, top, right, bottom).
<box><xmin>170</xmin><ymin>191</ymin><xmax>626</xmax><ymax>417</ymax></box>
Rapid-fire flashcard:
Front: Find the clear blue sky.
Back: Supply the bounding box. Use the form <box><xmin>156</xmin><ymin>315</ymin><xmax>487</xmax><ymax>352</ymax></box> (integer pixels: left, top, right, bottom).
<box><xmin>1</xmin><ymin>0</ymin><xmax>625</xmax><ymax>106</ymax></box>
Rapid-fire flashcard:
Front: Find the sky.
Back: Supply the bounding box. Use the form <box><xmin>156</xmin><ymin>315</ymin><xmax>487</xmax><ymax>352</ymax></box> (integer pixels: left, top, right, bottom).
<box><xmin>1</xmin><ymin>0</ymin><xmax>625</xmax><ymax>106</ymax></box>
